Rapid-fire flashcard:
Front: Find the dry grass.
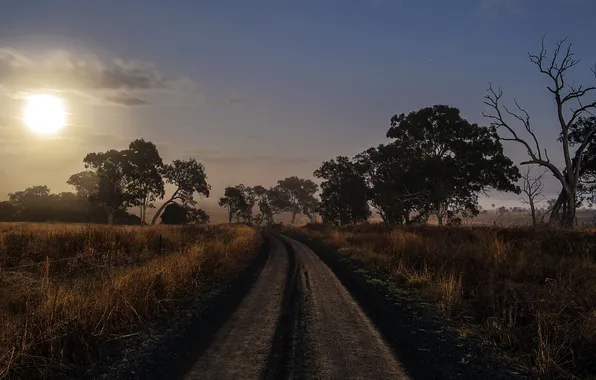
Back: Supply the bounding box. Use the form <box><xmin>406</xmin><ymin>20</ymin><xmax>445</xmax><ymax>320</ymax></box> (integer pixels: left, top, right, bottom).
<box><xmin>299</xmin><ymin>224</ymin><xmax>596</xmax><ymax>379</ymax></box>
<box><xmin>0</xmin><ymin>222</ymin><xmax>260</xmax><ymax>379</ymax></box>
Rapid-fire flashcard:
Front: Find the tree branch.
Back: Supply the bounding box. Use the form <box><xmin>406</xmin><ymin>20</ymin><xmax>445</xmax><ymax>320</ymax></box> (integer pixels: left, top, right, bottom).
<box><xmin>483</xmin><ymin>84</ymin><xmax>542</xmax><ymax>161</ymax></box>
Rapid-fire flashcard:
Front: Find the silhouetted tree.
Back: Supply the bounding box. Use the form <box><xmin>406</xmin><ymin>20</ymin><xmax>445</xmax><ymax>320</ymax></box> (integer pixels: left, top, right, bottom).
<box><xmin>67</xmin><ymin>171</ymin><xmax>99</xmax><ymax>199</ymax></box>
<box><xmin>2</xmin><ymin>185</ymin><xmax>139</xmax><ymax>224</ymax></box>
<box><xmin>314</xmin><ymin>156</ymin><xmax>370</xmax><ymax>225</ymax></box>
<box><xmin>484</xmin><ymin>37</ymin><xmax>596</xmax><ymax>227</ymax></box>
<box><xmin>0</xmin><ymin>201</ymin><xmax>16</xmax><ymax>221</ymax></box>
<box><xmin>277</xmin><ymin>176</ymin><xmax>319</xmax><ymax>224</ymax></box>
<box><xmin>387</xmin><ymin>105</ymin><xmax>520</xmax><ymax>225</ymax></box>
<box><xmin>356</xmin><ymin>144</ymin><xmax>428</xmax><ymax>225</ymax></box>
<box><xmin>8</xmin><ymin>185</ymin><xmax>54</xmax><ymax>222</ymax></box>
<box><xmin>251</xmin><ymin>185</ymin><xmax>292</xmax><ymax>226</ymax></box>
<box><xmin>125</xmin><ymin>139</ymin><xmax>165</xmax><ymax>224</ymax></box>
<box><xmin>218</xmin><ymin>184</ymin><xmax>254</xmax><ymax>223</ymax></box>
<box><xmin>84</xmin><ymin>149</ymin><xmax>131</xmax><ymax>224</ymax></box>
<box><xmin>520</xmin><ymin>166</ymin><xmax>547</xmax><ymax>226</ymax></box>
<box><xmin>151</xmin><ymin>158</ymin><xmax>210</xmax><ymax>225</ymax></box>
<box><xmin>186</xmin><ymin>207</ymin><xmax>210</xmax><ymax>224</ymax></box>
<box><xmin>570</xmin><ymin>117</ymin><xmax>596</xmax><ymax>207</ymax></box>
<box><xmin>161</xmin><ymin>203</ymin><xmax>189</xmax><ymax>224</ymax></box>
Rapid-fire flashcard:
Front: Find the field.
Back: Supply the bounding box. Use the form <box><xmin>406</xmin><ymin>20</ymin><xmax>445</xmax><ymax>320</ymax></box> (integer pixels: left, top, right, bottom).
<box><xmin>0</xmin><ymin>222</ymin><xmax>260</xmax><ymax>379</ymax></box>
<box><xmin>295</xmin><ymin>224</ymin><xmax>596</xmax><ymax>379</ymax></box>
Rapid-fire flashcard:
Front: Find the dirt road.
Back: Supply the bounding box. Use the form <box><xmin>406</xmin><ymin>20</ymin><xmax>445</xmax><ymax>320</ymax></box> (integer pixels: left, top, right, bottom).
<box><xmin>184</xmin><ymin>234</ymin><xmax>407</xmax><ymax>380</ymax></box>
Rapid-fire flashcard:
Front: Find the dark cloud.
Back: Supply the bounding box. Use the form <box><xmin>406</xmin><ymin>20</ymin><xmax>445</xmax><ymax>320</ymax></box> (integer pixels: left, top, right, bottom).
<box><xmin>0</xmin><ymin>49</ymin><xmax>195</xmax><ymax>107</ymax></box>
<box><xmin>0</xmin><ymin>49</ymin><xmax>164</xmax><ymax>91</ymax></box>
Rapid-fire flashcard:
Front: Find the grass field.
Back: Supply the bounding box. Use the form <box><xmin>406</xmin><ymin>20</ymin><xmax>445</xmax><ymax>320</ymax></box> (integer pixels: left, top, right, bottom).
<box><xmin>296</xmin><ymin>224</ymin><xmax>596</xmax><ymax>379</ymax></box>
<box><xmin>0</xmin><ymin>222</ymin><xmax>260</xmax><ymax>379</ymax></box>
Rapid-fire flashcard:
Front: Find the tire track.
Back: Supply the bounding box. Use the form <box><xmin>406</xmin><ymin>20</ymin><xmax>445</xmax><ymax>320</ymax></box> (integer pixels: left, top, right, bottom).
<box><xmin>262</xmin><ymin>238</ymin><xmax>304</xmax><ymax>380</ymax></box>
<box><xmin>184</xmin><ymin>235</ymin><xmax>289</xmax><ymax>380</ymax></box>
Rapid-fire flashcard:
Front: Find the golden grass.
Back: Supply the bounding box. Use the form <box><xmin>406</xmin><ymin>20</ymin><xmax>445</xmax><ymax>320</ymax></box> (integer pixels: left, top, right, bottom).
<box><xmin>299</xmin><ymin>224</ymin><xmax>596</xmax><ymax>379</ymax></box>
<box><xmin>0</xmin><ymin>223</ymin><xmax>260</xmax><ymax>379</ymax></box>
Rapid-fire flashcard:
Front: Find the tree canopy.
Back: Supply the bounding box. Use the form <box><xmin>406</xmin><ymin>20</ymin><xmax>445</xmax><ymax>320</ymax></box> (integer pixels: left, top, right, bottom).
<box><xmin>314</xmin><ymin>156</ymin><xmax>371</xmax><ymax>226</ymax></box>
<box><xmin>125</xmin><ymin>139</ymin><xmax>165</xmax><ymax>224</ymax></box>
<box><xmin>385</xmin><ymin>105</ymin><xmax>520</xmax><ymax>225</ymax></box>
<box><xmin>150</xmin><ymin>158</ymin><xmax>210</xmax><ymax>225</ymax></box>
<box><xmin>218</xmin><ymin>184</ymin><xmax>254</xmax><ymax>224</ymax></box>
<box><xmin>277</xmin><ymin>176</ymin><xmax>319</xmax><ymax>224</ymax></box>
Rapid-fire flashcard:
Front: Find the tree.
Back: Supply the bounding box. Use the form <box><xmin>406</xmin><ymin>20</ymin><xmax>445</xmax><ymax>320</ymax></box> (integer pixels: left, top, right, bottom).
<box><xmin>277</xmin><ymin>176</ymin><xmax>319</xmax><ymax>224</ymax></box>
<box><xmin>251</xmin><ymin>185</ymin><xmax>292</xmax><ymax>226</ymax></box>
<box><xmin>520</xmin><ymin>166</ymin><xmax>547</xmax><ymax>226</ymax></box>
<box><xmin>3</xmin><ymin>182</ymin><xmax>142</xmax><ymax>224</ymax></box>
<box><xmin>8</xmin><ymin>185</ymin><xmax>54</xmax><ymax>222</ymax></box>
<box><xmin>160</xmin><ymin>203</ymin><xmax>188</xmax><ymax>224</ymax></box>
<box><xmin>186</xmin><ymin>207</ymin><xmax>210</xmax><ymax>224</ymax></box>
<box><xmin>570</xmin><ymin>117</ymin><xmax>596</xmax><ymax>207</ymax></box>
<box><xmin>218</xmin><ymin>184</ymin><xmax>254</xmax><ymax>223</ymax></box>
<box><xmin>160</xmin><ymin>203</ymin><xmax>209</xmax><ymax>225</ymax></box>
<box><xmin>483</xmin><ymin>37</ymin><xmax>596</xmax><ymax>227</ymax></box>
<box><xmin>125</xmin><ymin>139</ymin><xmax>165</xmax><ymax>224</ymax></box>
<box><xmin>151</xmin><ymin>159</ymin><xmax>210</xmax><ymax>225</ymax></box>
<box><xmin>355</xmin><ymin>144</ymin><xmax>428</xmax><ymax>225</ymax></box>
<box><xmin>314</xmin><ymin>156</ymin><xmax>370</xmax><ymax>225</ymax></box>
<box><xmin>0</xmin><ymin>201</ymin><xmax>16</xmax><ymax>221</ymax></box>
<box><xmin>84</xmin><ymin>149</ymin><xmax>131</xmax><ymax>224</ymax></box>
<box><xmin>387</xmin><ymin>105</ymin><xmax>520</xmax><ymax>225</ymax></box>
<box><xmin>67</xmin><ymin>171</ymin><xmax>99</xmax><ymax>199</ymax></box>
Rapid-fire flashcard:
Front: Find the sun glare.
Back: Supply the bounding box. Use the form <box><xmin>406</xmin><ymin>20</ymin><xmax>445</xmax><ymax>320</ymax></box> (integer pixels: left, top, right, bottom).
<box><xmin>23</xmin><ymin>94</ymin><xmax>66</xmax><ymax>135</ymax></box>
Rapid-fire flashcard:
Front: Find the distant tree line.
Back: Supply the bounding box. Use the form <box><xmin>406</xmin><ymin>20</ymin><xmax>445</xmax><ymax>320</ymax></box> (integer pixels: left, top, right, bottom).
<box><xmin>218</xmin><ymin>176</ymin><xmax>318</xmax><ymax>226</ymax></box>
<box><xmin>0</xmin><ymin>139</ymin><xmax>211</xmax><ymax>225</ymax></box>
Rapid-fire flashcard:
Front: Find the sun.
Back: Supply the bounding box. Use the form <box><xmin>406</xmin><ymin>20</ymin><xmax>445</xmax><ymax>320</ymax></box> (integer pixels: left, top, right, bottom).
<box><xmin>23</xmin><ymin>94</ymin><xmax>67</xmax><ymax>135</ymax></box>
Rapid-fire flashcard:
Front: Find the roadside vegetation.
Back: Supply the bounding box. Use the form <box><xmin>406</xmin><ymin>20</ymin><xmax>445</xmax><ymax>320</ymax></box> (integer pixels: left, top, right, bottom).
<box><xmin>0</xmin><ymin>222</ymin><xmax>260</xmax><ymax>379</ymax></box>
<box><xmin>296</xmin><ymin>224</ymin><xmax>596</xmax><ymax>379</ymax></box>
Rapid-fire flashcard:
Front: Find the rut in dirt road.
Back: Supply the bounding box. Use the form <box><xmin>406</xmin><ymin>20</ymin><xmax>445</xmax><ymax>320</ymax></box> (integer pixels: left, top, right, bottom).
<box><xmin>185</xmin><ymin>234</ymin><xmax>407</xmax><ymax>380</ymax></box>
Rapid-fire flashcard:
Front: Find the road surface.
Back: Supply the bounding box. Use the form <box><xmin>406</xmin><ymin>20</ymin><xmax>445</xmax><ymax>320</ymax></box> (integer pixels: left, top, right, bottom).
<box><xmin>184</xmin><ymin>234</ymin><xmax>408</xmax><ymax>380</ymax></box>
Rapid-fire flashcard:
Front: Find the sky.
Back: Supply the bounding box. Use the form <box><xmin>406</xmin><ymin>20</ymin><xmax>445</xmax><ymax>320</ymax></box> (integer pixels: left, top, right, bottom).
<box><xmin>0</xmin><ymin>0</ymin><xmax>595</xmax><ymax>208</ymax></box>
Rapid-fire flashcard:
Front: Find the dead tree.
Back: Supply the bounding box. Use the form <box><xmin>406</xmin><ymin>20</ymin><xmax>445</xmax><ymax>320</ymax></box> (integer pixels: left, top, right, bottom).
<box><xmin>483</xmin><ymin>36</ymin><xmax>596</xmax><ymax>227</ymax></box>
<box><xmin>519</xmin><ymin>166</ymin><xmax>547</xmax><ymax>226</ymax></box>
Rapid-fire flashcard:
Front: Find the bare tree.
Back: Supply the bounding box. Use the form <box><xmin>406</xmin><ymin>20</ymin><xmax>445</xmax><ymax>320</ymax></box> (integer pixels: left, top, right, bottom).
<box><xmin>520</xmin><ymin>166</ymin><xmax>547</xmax><ymax>226</ymax></box>
<box><xmin>483</xmin><ymin>36</ymin><xmax>596</xmax><ymax>227</ymax></box>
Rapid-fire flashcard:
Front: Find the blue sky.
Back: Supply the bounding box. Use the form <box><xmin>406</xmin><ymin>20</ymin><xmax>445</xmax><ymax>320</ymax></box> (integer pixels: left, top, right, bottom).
<box><xmin>0</xmin><ymin>0</ymin><xmax>594</xmax><ymax>207</ymax></box>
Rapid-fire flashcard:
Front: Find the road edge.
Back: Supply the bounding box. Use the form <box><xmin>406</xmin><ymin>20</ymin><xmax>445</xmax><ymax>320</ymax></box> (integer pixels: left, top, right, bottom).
<box><xmin>283</xmin><ymin>230</ymin><xmax>529</xmax><ymax>380</ymax></box>
<box><xmin>78</xmin><ymin>233</ymin><xmax>271</xmax><ymax>380</ymax></box>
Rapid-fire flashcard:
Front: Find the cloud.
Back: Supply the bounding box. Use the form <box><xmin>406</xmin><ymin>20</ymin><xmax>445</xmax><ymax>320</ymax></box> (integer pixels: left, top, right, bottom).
<box><xmin>104</xmin><ymin>94</ymin><xmax>148</xmax><ymax>106</ymax></box>
<box><xmin>0</xmin><ymin>49</ymin><xmax>184</xmax><ymax>107</ymax></box>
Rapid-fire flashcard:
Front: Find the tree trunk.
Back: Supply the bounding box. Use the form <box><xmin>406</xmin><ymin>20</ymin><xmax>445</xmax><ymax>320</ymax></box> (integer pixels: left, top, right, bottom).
<box><xmin>437</xmin><ymin>214</ymin><xmax>443</xmax><ymax>226</ymax></box>
<box><xmin>564</xmin><ymin>191</ymin><xmax>577</xmax><ymax>227</ymax></box>
<box><xmin>151</xmin><ymin>200</ymin><xmax>172</xmax><ymax>225</ymax></box>
<box><xmin>151</xmin><ymin>189</ymin><xmax>180</xmax><ymax>225</ymax></box>
<box><xmin>529</xmin><ymin>200</ymin><xmax>536</xmax><ymax>227</ymax></box>
<box><xmin>140</xmin><ymin>205</ymin><xmax>144</xmax><ymax>225</ymax></box>
<box><xmin>228</xmin><ymin>209</ymin><xmax>233</xmax><ymax>224</ymax></box>
<box><xmin>108</xmin><ymin>209</ymin><xmax>114</xmax><ymax>225</ymax></box>
<box><xmin>291</xmin><ymin>212</ymin><xmax>297</xmax><ymax>224</ymax></box>
<box><xmin>548</xmin><ymin>190</ymin><xmax>565</xmax><ymax>227</ymax></box>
